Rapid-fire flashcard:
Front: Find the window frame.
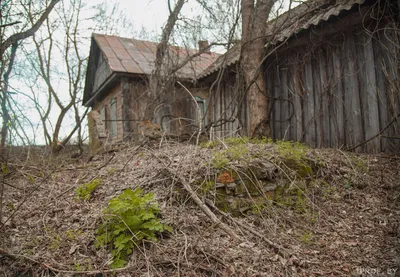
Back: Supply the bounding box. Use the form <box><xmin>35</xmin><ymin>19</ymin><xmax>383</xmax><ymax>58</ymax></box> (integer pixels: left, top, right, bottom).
<box><xmin>109</xmin><ymin>97</ymin><xmax>117</xmax><ymax>137</ymax></box>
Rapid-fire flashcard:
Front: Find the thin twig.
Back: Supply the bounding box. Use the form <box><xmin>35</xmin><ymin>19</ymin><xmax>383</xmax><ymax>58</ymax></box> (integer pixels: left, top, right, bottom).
<box><xmin>347</xmin><ymin>112</ymin><xmax>400</xmax><ymax>151</ymax></box>
<box><xmin>168</xmin><ymin>169</ymin><xmax>240</xmax><ymax>241</ymax></box>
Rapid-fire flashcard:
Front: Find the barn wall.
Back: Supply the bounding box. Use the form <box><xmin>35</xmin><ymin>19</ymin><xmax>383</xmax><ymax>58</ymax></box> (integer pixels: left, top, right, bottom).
<box><xmin>266</xmin><ymin>24</ymin><xmax>400</xmax><ymax>153</ymax></box>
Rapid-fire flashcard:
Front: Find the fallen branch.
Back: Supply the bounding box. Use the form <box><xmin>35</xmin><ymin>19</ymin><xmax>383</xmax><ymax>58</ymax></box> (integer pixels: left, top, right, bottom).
<box><xmin>204</xmin><ymin>199</ymin><xmax>288</xmax><ymax>257</ymax></box>
<box><xmin>168</xmin><ymin>169</ymin><xmax>240</xmax><ymax>241</ymax></box>
<box><xmin>3</xmin><ymin>181</ymin><xmax>23</xmax><ymax>190</ymax></box>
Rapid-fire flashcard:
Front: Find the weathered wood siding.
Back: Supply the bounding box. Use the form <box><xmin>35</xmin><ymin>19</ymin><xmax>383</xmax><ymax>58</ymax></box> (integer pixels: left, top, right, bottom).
<box><xmin>266</xmin><ymin>25</ymin><xmax>400</xmax><ymax>153</ymax></box>
<box><xmin>93</xmin><ymin>84</ymin><xmax>123</xmax><ymax>143</ymax></box>
<box><xmin>208</xmin><ymin>72</ymin><xmax>244</xmax><ymax>138</ymax></box>
<box><xmin>124</xmin><ymin>78</ymin><xmax>211</xmax><ymax>138</ymax></box>
<box><xmin>93</xmin><ymin>53</ymin><xmax>112</xmax><ymax>93</ymax></box>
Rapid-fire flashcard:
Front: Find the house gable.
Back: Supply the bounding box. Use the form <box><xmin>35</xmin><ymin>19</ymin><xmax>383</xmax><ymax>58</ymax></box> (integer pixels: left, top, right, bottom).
<box><xmin>83</xmin><ymin>36</ymin><xmax>114</xmax><ymax>107</ymax></box>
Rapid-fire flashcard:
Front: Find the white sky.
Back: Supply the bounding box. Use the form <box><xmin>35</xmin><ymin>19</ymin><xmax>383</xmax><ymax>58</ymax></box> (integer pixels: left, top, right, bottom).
<box><xmin>117</xmin><ymin>0</ymin><xmax>170</xmax><ymax>35</ymax></box>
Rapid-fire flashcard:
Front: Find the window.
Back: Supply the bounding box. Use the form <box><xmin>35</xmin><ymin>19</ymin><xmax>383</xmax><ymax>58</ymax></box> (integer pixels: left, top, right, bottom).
<box><xmin>100</xmin><ymin>106</ymin><xmax>107</xmax><ymax>129</ymax></box>
<box><xmin>109</xmin><ymin>98</ymin><xmax>117</xmax><ymax>137</ymax></box>
<box><xmin>194</xmin><ymin>96</ymin><xmax>206</xmax><ymax>126</ymax></box>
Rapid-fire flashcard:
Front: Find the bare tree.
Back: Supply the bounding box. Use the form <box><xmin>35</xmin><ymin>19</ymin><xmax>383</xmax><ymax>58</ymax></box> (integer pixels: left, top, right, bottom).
<box><xmin>0</xmin><ymin>0</ymin><xmax>60</xmax><ymax>156</ymax></box>
<box><xmin>13</xmin><ymin>0</ymin><xmax>142</xmax><ymax>155</ymax></box>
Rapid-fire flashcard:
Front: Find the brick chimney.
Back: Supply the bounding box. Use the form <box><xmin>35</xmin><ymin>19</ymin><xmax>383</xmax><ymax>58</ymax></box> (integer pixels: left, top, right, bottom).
<box><xmin>198</xmin><ymin>40</ymin><xmax>211</xmax><ymax>54</ymax></box>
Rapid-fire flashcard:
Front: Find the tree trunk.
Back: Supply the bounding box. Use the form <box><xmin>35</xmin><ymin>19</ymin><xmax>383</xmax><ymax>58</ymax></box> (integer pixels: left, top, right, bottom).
<box><xmin>144</xmin><ymin>0</ymin><xmax>186</xmax><ymax>122</ymax></box>
<box><xmin>240</xmin><ymin>0</ymin><xmax>275</xmax><ymax>137</ymax></box>
<box><xmin>0</xmin><ymin>43</ymin><xmax>18</xmax><ymax>157</ymax></box>
<box><xmin>0</xmin><ymin>0</ymin><xmax>60</xmax><ymax>156</ymax></box>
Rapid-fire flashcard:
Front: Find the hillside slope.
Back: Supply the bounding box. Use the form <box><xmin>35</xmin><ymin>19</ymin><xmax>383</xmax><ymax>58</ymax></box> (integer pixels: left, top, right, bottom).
<box><xmin>1</xmin><ymin>140</ymin><xmax>399</xmax><ymax>276</ymax></box>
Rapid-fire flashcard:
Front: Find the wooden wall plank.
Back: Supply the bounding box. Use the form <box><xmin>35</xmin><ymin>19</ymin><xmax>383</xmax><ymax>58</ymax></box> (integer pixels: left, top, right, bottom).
<box><xmin>223</xmin><ymin>80</ymin><xmax>227</xmax><ymax>137</ymax></box>
<box><xmin>287</xmin><ymin>64</ymin><xmax>296</xmax><ymax>141</ymax></box>
<box><xmin>280</xmin><ymin>68</ymin><xmax>289</xmax><ymax>140</ymax></box>
<box><xmin>225</xmin><ymin>82</ymin><xmax>231</xmax><ymax>136</ymax></box>
<box><xmin>312</xmin><ymin>54</ymin><xmax>323</xmax><ymax>148</ymax></box>
<box><xmin>331</xmin><ymin>46</ymin><xmax>346</xmax><ymax>148</ymax></box>
<box><xmin>359</xmin><ymin>32</ymin><xmax>381</xmax><ymax>153</ymax></box>
<box><xmin>274</xmin><ymin>67</ymin><xmax>282</xmax><ymax>139</ymax></box>
<box><xmin>294</xmin><ymin>63</ymin><xmax>303</xmax><ymax>142</ymax></box>
<box><xmin>319</xmin><ymin>50</ymin><xmax>331</xmax><ymax>148</ymax></box>
<box><xmin>343</xmin><ymin>33</ymin><xmax>364</xmax><ymax>152</ymax></box>
<box><xmin>267</xmin><ymin>69</ymin><xmax>275</xmax><ymax>139</ymax></box>
<box><xmin>372</xmin><ymin>36</ymin><xmax>389</xmax><ymax>152</ymax></box>
<box><xmin>216</xmin><ymin>84</ymin><xmax>221</xmax><ymax>137</ymax></box>
<box><xmin>381</xmin><ymin>28</ymin><xmax>400</xmax><ymax>152</ymax></box>
<box><xmin>304</xmin><ymin>56</ymin><xmax>316</xmax><ymax>147</ymax></box>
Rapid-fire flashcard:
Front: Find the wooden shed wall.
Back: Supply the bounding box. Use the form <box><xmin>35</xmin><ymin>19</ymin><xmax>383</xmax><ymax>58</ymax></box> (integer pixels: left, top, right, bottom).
<box><xmin>207</xmin><ymin>72</ymin><xmax>246</xmax><ymax>138</ymax></box>
<box><xmin>266</xmin><ymin>25</ymin><xmax>400</xmax><ymax>153</ymax></box>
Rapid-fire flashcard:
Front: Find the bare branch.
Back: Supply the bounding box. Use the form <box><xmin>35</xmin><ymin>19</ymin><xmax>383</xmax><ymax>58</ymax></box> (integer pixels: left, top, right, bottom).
<box><xmin>0</xmin><ymin>0</ymin><xmax>60</xmax><ymax>55</ymax></box>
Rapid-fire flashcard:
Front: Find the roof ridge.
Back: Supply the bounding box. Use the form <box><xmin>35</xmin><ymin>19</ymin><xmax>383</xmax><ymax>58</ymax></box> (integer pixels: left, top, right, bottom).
<box><xmin>92</xmin><ymin>33</ymin><xmax>221</xmax><ymax>56</ymax></box>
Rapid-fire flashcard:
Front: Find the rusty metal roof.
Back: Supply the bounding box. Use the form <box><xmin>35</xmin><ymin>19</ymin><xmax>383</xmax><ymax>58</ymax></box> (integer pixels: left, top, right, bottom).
<box><xmin>198</xmin><ymin>0</ymin><xmax>366</xmax><ymax>79</ymax></box>
<box><xmin>93</xmin><ymin>34</ymin><xmax>221</xmax><ymax>80</ymax></box>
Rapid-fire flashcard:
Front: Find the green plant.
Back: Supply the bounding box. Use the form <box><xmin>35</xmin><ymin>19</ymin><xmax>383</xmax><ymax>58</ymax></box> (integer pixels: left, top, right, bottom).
<box><xmin>275</xmin><ymin>140</ymin><xmax>307</xmax><ymax>161</ymax></box>
<box><xmin>66</xmin><ymin>229</ymin><xmax>82</xmax><ymax>241</ymax></box>
<box><xmin>274</xmin><ymin>140</ymin><xmax>314</xmax><ymax>177</ymax></box>
<box><xmin>1</xmin><ymin>163</ymin><xmax>8</xmax><ymax>175</ymax></box>
<box><xmin>200</xmin><ymin>180</ymin><xmax>214</xmax><ymax>194</ymax></box>
<box><xmin>28</xmin><ymin>175</ymin><xmax>35</xmax><ymax>183</ymax></box>
<box><xmin>95</xmin><ymin>188</ymin><xmax>171</xmax><ymax>268</ymax></box>
<box><xmin>200</xmin><ymin>141</ymin><xmax>216</xmax><ymax>149</ymax></box>
<box><xmin>74</xmin><ymin>263</ymin><xmax>83</xmax><ymax>271</ymax></box>
<box><xmin>211</xmin><ymin>152</ymin><xmax>230</xmax><ymax>169</ymax></box>
<box><xmin>349</xmin><ymin>155</ymin><xmax>368</xmax><ymax>173</ymax></box>
<box><xmin>75</xmin><ymin>178</ymin><xmax>103</xmax><ymax>200</ymax></box>
<box><xmin>298</xmin><ymin>231</ymin><xmax>313</xmax><ymax>244</ymax></box>
<box><xmin>226</xmin><ymin>145</ymin><xmax>249</xmax><ymax>160</ymax></box>
<box><xmin>50</xmin><ymin>234</ymin><xmax>62</xmax><ymax>249</ymax></box>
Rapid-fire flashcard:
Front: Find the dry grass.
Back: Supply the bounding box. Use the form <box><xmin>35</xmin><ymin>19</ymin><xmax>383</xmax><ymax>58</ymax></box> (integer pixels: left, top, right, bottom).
<box><xmin>0</xmin><ymin>140</ymin><xmax>399</xmax><ymax>276</ymax></box>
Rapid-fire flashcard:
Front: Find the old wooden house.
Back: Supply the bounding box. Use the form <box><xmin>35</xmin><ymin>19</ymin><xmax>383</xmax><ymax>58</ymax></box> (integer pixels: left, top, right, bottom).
<box><xmin>83</xmin><ymin>34</ymin><xmax>220</xmax><ymax>147</ymax></box>
<box><xmin>84</xmin><ymin>0</ymin><xmax>400</xmax><ymax>153</ymax></box>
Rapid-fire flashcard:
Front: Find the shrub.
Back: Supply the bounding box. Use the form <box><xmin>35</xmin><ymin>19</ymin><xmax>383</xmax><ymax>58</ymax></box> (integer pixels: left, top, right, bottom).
<box><xmin>75</xmin><ymin>178</ymin><xmax>103</xmax><ymax>200</ymax></box>
<box><xmin>95</xmin><ymin>188</ymin><xmax>171</xmax><ymax>268</ymax></box>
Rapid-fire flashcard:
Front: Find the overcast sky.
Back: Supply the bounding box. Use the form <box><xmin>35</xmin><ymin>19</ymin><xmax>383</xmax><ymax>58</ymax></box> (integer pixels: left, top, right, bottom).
<box><xmin>90</xmin><ymin>0</ymin><xmax>200</xmax><ymax>39</ymax></box>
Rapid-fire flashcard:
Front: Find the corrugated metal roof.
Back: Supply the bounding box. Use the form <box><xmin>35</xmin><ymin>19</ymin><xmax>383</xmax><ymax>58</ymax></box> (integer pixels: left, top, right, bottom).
<box><xmin>93</xmin><ymin>34</ymin><xmax>221</xmax><ymax>80</ymax></box>
<box><xmin>198</xmin><ymin>0</ymin><xmax>365</xmax><ymax>79</ymax></box>
<box><xmin>266</xmin><ymin>0</ymin><xmax>366</xmax><ymax>45</ymax></box>
<box><xmin>197</xmin><ymin>43</ymin><xmax>241</xmax><ymax>80</ymax></box>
